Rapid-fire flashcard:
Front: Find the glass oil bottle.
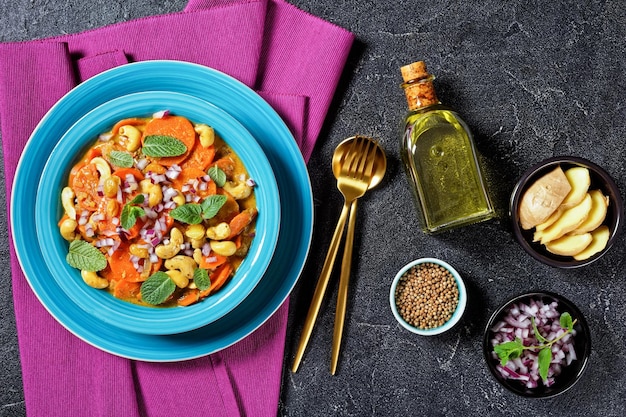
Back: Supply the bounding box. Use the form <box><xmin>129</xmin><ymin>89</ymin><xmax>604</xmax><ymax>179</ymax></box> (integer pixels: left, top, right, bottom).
<box><xmin>400</xmin><ymin>61</ymin><xmax>494</xmax><ymax>233</ymax></box>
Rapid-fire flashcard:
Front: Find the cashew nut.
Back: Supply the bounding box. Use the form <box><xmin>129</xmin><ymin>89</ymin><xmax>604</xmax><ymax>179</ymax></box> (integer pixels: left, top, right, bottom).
<box><xmin>222</xmin><ymin>181</ymin><xmax>252</xmax><ymax>200</ymax></box>
<box><xmin>60</xmin><ymin>218</ymin><xmax>78</xmax><ymax>241</ymax></box>
<box><xmin>119</xmin><ymin>125</ymin><xmax>142</xmax><ymax>152</ymax></box>
<box><xmin>172</xmin><ymin>190</ymin><xmax>186</xmax><ymax>206</ymax></box>
<box><xmin>206</xmin><ymin>222</ymin><xmax>231</xmax><ymax>240</ymax></box>
<box><xmin>210</xmin><ymin>240</ymin><xmax>237</xmax><ymax>257</ymax></box>
<box><xmin>189</xmin><ymin>237</ymin><xmax>206</xmax><ymax>249</ymax></box>
<box><xmin>165</xmin><ymin>255</ymin><xmax>197</xmax><ymax>280</ymax></box>
<box><xmin>185</xmin><ymin>224</ymin><xmax>206</xmax><ymax>240</ymax></box>
<box><xmin>193</xmin><ymin>248</ymin><xmax>204</xmax><ymax>265</ymax></box>
<box><xmin>140</xmin><ymin>258</ymin><xmax>153</xmax><ymax>280</ymax></box>
<box><xmin>129</xmin><ymin>243</ymin><xmax>150</xmax><ymax>258</ymax></box>
<box><xmin>103</xmin><ymin>175</ymin><xmax>121</xmax><ymax>198</ymax></box>
<box><xmin>144</xmin><ymin>162</ymin><xmax>166</xmax><ymax>175</ymax></box>
<box><xmin>81</xmin><ymin>270</ymin><xmax>109</xmax><ymax>289</ymax></box>
<box><xmin>155</xmin><ymin>227</ymin><xmax>184</xmax><ymax>259</ymax></box>
<box><xmin>61</xmin><ymin>186</ymin><xmax>77</xmax><ymax>219</ymax></box>
<box><xmin>194</xmin><ymin>124</ymin><xmax>215</xmax><ymax>148</ymax></box>
<box><xmin>165</xmin><ymin>270</ymin><xmax>189</xmax><ymax>288</ymax></box>
<box><xmin>90</xmin><ymin>157</ymin><xmax>112</xmax><ymax>185</ymax></box>
<box><xmin>105</xmin><ymin>199</ymin><xmax>120</xmax><ymax>218</ymax></box>
<box><xmin>140</xmin><ymin>179</ymin><xmax>163</xmax><ymax>207</ymax></box>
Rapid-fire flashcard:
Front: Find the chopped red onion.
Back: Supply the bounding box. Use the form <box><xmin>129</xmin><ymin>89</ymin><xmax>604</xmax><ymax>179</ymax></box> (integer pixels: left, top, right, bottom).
<box><xmin>165</xmin><ymin>167</ymin><xmax>181</xmax><ymax>180</ymax></box>
<box><xmin>490</xmin><ymin>298</ymin><xmax>577</xmax><ymax>389</ymax></box>
<box><xmin>152</xmin><ymin>109</ymin><xmax>170</xmax><ymax>119</ymax></box>
<box><xmin>136</xmin><ymin>158</ymin><xmax>149</xmax><ymax>171</ymax></box>
<box><xmin>245</xmin><ymin>178</ymin><xmax>256</xmax><ymax>187</ymax></box>
<box><xmin>78</xmin><ymin>210</ymin><xmax>89</xmax><ymax>226</ymax></box>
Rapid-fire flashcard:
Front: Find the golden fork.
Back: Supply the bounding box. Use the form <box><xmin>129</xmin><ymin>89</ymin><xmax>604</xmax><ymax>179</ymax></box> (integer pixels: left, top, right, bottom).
<box><xmin>292</xmin><ymin>136</ymin><xmax>378</xmax><ymax>373</ymax></box>
<box><xmin>330</xmin><ymin>139</ymin><xmax>377</xmax><ymax>374</ymax></box>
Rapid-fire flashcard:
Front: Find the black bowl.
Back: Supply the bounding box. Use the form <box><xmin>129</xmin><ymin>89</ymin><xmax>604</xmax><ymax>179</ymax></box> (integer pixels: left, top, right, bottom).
<box><xmin>510</xmin><ymin>156</ymin><xmax>623</xmax><ymax>268</ymax></box>
<box><xmin>483</xmin><ymin>291</ymin><xmax>591</xmax><ymax>398</ymax></box>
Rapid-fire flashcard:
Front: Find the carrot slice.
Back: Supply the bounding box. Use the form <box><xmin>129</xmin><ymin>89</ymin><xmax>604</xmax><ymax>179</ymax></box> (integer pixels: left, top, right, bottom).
<box><xmin>141</xmin><ymin>115</ymin><xmax>196</xmax><ymax>166</ymax></box>
<box><xmin>199</xmin><ymin>262</ymin><xmax>233</xmax><ymax>297</ymax></box>
<box><xmin>112</xmin><ymin>167</ymin><xmax>145</xmax><ymax>181</ymax></box>
<box><xmin>106</xmin><ymin>243</ymin><xmax>141</xmax><ymax>282</ymax></box>
<box><xmin>71</xmin><ymin>163</ymin><xmax>102</xmax><ymax>211</ymax></box>
<box><xmin>182</xmin><ymin>144</ymin><xmax>216</xmax><ymax>171</ymax></box>
<box><xmin>112</xmin><ymin>279</ymin><xmax>142</xmax><ymax>300</ymax></box>
<box><xmin>212</xmin><ymin>157</ymin><xmax>235</xmax><ymax>179</ymax></box>
<box><xmin>85</xmin><ymin>147</ymin><xmax>103</xmax><ymax>161</ymax></box>
<box><xmin>208</xmin><ymin>263</ymin><xmax>233</xmax><ymax>294</ymax></box>
<box><xmin>228</xmin><ymin>208</ymin><xmax>257</xmax><ymax>238</ymax></box>
<box><xmin>197</xmin><ymin>251</ymin><xmax>228</xmax><ymax>270</ymax></box>
<box><xmin>212</xmin><ymin>191</ymin><xmax>240</xmax><ymax>223</ymax></box>
<box><xmin>177</xmin><ymin>288</ymin><xmax>200</xmax><ymax>306</ymax></box>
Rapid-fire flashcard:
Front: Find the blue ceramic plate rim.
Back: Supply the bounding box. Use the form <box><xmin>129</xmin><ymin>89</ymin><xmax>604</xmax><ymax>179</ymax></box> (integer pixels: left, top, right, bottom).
<box><xmin>35</xmin><ymin>90</ymin><xmax>281</xmax><ymax>335</ymax></box>
<box><xmin>389</xmin><ymin>257</ymin><xmax>467</xmax><ymax>336</ymax></box>
<box><xmin>11</xmin><ymin>60</ymin><xmax>313</xmax><ymax>361</ymax></box>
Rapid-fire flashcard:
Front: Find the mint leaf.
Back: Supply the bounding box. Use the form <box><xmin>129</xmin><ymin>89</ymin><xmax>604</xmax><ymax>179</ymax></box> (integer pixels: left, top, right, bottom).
<box><xmin>208</xmin><ymin>166</ymin><xmax>226</xmax><ymax>187</ymax></box>
<box><xmin>200</xmin><ymin>195</ymin><xmax>227</xmax><ymax>220</ymax></box>
<box><xmin>531</xmin><ymin>316</ymin><xmax>548</xmax><ymax>344</ymax></box>
<box><xmin>493</xmin><ymin>339</ymin><xmax>524</xmax><ymax>366</ymax></box>
<box><xmin>67</xmin><ymin>240</ymin><xmax>107</xmax><ymax>271</ymax></box>
<box><xmin>538</xmin><ymin>347</ymin><xmax>552</xmax><ymax>381</ymax></box>
<box><xmin>560</xmin><ymin>312</ymin><xmax>573</xmax><ymax>331</ymax></box>
<box><xmin>128</xmin><ymin>194</ymin><xmax>145</xmax><ymax>205</ymax></box>
<box><xmin>109</xmin><ymin>150</ymin><xmax>134</xmax><ymax>168</ymax></box>
<box><xmin>143</xmin><ymin>135</ymin><xmax>187</xmax><ymax>157</ymax></box>
<box><xmin>193</xmin><ymin>268</ymin><xmax>211</xmax><ymax>291</ymax></box>
<box><xmin>170</xmin><ymin>204</ymin><xmax>203</xmax><ymax>224</ymax></box>
<box><xmin>121</xmin><ymin>194</ymin><xmax>146</xmax><ymax>230</ymax></box>
<box><xmin>141</xmin><ymin>271</ymin><xmax>176</xmax><ymax>305</ymax></box>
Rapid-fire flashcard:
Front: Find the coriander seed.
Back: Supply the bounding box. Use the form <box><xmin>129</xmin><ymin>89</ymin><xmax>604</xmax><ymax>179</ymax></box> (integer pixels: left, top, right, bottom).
<box><xmin>394</xmin><ymin>262</ymin><xmax>459</xmax><ymax>329</ymax></box>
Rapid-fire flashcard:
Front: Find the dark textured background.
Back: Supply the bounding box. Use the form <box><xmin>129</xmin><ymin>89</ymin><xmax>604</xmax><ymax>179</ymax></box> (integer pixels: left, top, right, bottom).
<box><xmin>1</xmin><ymin>1</ymin><xmax>625</xmax><ymax>416</ymax></box>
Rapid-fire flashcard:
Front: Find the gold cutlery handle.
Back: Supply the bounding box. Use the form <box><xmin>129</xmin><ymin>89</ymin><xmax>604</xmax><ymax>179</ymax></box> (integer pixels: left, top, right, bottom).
<box><xmin>330</xmin><ymin>199</ymin><xmax>357</xmax><ymax>374</ymax></box>
<box><xmin>292</xmin><ymin>200</ymin><xmax>351</xmax><ymax>373</ymax></box>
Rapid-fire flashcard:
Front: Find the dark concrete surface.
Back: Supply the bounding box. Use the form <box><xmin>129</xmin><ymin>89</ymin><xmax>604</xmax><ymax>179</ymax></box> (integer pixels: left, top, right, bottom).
<box><xmin>1</xmin><ymin>1</ymin><xmax>625</xmax><ymax>416</ymax></box>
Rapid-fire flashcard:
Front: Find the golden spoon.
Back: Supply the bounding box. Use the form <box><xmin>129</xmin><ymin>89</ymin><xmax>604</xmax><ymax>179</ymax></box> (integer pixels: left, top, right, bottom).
<box><xmin>292</xmin><ymin>136</ymin><xmax>385</xmax><ymax>373</ymax></box>
<box><xmin>330</xmin><ymin>136</ymin><xmax>387</xmax><ymax>374</ymax></box>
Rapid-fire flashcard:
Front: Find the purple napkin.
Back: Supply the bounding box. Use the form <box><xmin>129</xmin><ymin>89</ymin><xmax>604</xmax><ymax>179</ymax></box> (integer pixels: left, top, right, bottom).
<box><xmin>0</xmin><ymin>1</ymin><xmax>354</xmax><ymax>416</ymax></box>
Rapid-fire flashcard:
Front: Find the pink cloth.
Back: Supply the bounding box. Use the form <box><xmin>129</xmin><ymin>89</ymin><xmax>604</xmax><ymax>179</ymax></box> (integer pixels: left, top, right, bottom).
<box><xmin>0</xmin><ymin>1</ymin><xmax>354</xmax><ymax>416</ymax></box>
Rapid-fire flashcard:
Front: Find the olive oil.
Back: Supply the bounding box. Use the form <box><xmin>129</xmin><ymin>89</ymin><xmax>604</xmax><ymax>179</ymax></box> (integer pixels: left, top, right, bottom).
<box><xmin>400</xmin><ymin>61</ymin><xmax>494</xmax><ymax>233</ymax></box>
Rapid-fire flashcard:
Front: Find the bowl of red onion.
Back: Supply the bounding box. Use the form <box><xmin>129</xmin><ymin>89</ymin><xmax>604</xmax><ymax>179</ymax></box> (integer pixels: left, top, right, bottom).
<box><xmin>483</xmin><ymin>291</ymin><xmax>591</xmax><ymax>398</ymax></box>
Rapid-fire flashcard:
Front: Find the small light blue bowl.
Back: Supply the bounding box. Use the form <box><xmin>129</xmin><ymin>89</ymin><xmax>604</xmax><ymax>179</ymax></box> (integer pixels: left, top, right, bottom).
<box><xmin>35</xmin><ymin>90</ymin><xmax>280</xmax><ymax>335</ymax></box>
<box><xmin>389</xmin><ymin>258</ymin><xmax>467</xmax><ymax>336</ymax></box>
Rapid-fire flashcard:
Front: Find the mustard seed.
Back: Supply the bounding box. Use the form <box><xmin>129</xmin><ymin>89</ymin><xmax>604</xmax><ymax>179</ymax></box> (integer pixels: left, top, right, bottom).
<box><xmin>394</xmin><ymin>262</ymin><xmax>459</xmax><ymax>329</ymax></box>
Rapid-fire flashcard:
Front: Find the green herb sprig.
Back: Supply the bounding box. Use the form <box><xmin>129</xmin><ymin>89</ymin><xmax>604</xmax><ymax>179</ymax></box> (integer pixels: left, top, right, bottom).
<box><xmin>120</xmin><ymin>194</ymin><xmax>146</xmax><ymax>230</ymax></box>
<box><xmin>493</xmin><ymin>312</ymin><xmax>576</xmax><ymax>381</ymax></box>
<box><xmin>142</xmin><ymin>135</ymin><xmax>187</xmax><ymax>157</ymax></box>
<box><xmin>66</xmin><ymin>240</ymin><xmax>107</xmax><ymax>271</ymax></box>
<box><xmin>170</xmin><ymin>195</ymin><xmax>227</xmax><ymax>225</ymax></box>
<box><xmin>108</xmin><ymin>150</ymin><xmax>134</xmax><ymax>168</ymax></box>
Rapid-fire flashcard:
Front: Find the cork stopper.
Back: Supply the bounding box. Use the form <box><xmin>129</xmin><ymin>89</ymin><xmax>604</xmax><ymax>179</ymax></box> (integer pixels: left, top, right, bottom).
<box><xmin>400</xmin><ymin>61</ymin><xmax>429</xmax><ymax>83</ymax></box>
<box><xmin>400</xmin><ymin>61</ymin><xmax>439</xmax><ymax>110</ymax></box>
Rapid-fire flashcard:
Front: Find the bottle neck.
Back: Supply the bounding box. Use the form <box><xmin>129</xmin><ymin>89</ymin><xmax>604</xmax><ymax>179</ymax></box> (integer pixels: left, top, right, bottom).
<box><xmin>402</xmin><ymin>75</ymin><xmax>440</xmax><ymax>111</ymax></box>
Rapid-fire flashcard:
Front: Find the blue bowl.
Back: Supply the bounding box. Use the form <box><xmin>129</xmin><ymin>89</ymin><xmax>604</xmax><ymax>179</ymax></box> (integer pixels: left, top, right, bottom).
<box><xmin>35</xmin><ymin>90</ymin><xmax>280</xmax><ymax>335</ymax></box>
